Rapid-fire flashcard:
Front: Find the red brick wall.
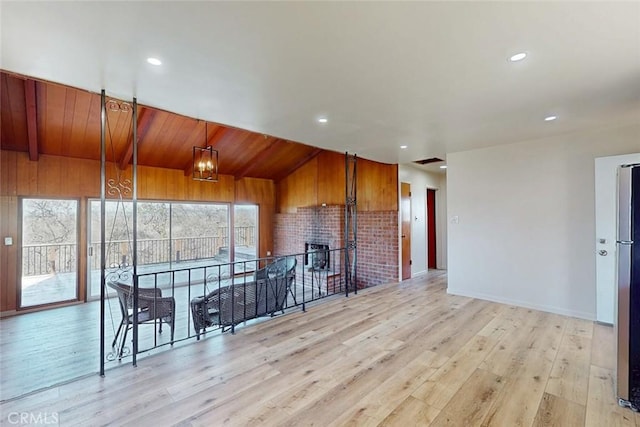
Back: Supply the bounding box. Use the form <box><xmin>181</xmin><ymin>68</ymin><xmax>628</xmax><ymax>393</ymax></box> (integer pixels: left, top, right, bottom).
<box><xmin>274</xmin><ymin>207</ymin><xmax>398</xmax><ymax>288</ymax></box>
<box><xmin>355</xmin><ymin>210</ymin><xmax>399</xmax><ymax>287</ymax></box>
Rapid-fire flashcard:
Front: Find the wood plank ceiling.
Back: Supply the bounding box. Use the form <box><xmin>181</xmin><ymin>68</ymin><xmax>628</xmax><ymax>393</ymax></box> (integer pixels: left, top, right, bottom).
<box><xmin>0</xmin><ymin>71</ymin><xmax>324</xmax><ymax>181</ymax></box>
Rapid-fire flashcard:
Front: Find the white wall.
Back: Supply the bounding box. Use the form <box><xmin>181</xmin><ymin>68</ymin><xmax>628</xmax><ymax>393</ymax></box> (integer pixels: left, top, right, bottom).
<box><xmin>398</xmin><ymin>165</ymin><xmax>448</xmax><ymax>277</ymax></box>
<box><xmin>447</xmin><ymin>123</ymin><xmax>640</xmax><ymax>320</ymax></box>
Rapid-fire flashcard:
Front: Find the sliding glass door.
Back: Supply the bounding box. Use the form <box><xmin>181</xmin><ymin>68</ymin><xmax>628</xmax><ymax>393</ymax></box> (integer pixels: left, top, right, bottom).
<box><xmin>20</xmin><ymin>198</ymin><xmax>79</xmax><ymax>307</ymax></box>
<box><xmin>88</xmin><ymin>200</ymin><xmax>173</xmax><ymax>299</ymax></box>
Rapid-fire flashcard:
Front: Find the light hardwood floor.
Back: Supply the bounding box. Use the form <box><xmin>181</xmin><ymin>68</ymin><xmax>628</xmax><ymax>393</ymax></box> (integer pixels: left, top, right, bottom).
<box><xmin>0</xmin><ymin>278</ymin><xmax>325</xmax><ymax>400</ymax></box>
<box><xmin>0</xmin><ymin>270</ymin><xmax>638</xmax><ymax>426</ymax></box>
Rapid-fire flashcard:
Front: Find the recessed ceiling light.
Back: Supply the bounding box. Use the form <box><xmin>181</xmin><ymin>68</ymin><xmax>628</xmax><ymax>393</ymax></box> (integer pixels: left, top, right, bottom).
<box><xmin>544</xmin><ymin>115</ymin><xmax>557</xmax><ymax>121</ymax></box>
<box><xmin>509</xmin><ymin>52</ymin><xmax>527</xmax><ymax>62</ymax></box>
<box><xmin>400</xmin><ymin>145</ymin><xmax>408</xmax><ymax>149</ymax></box>
<box><xmin>147</xmin><ymin>57</ymin><xmax>162</xmax><ymax>66</ymax></box>
<box><xmin>440</xmin><ymin>165</ymin><xmax>447</xmax><ymax>169</ymax></box>
<box><xmin>317</xmin><ymin>118</ymin><xmax>328</xmax><ymax>123</ymax></box>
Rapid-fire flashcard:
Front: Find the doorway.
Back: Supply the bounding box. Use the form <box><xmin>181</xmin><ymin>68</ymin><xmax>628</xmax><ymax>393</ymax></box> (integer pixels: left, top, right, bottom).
<box><xmin>20</xmin><ymin>198</ymin><xmax>79</xmax><ymax>308</ymax></box>
<box><xmin>401</xmin><ymin>182</ymin><xmax>411</xmax><ymax>280</ymax></box>
<box><xmin>427</xmin><ymin>189</ymin><xmax>437</xmax><ymax>269</ymax></box>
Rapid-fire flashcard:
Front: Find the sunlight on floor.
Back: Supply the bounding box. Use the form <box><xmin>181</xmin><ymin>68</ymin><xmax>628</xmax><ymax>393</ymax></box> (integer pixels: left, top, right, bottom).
<box><xmin>21</xmin><ymin>273</ymin><xmax>76</xmax><ymax>307</ymax></box>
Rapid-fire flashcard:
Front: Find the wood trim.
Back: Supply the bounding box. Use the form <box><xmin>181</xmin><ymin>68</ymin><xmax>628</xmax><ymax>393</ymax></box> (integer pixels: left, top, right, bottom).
<box><xmin>233</xmin><ymin>138</ymin><xmax>281</xmax><ymax>180</ymax></box>
<box><xmin>24</xmin><ymin>79</ymin><xmax>39</xmax><ymax>161</ymax></box>
<box><xmin>273</xmin><ymin>148</ymin><xmax>323</xmax><ymax>182</ymax></box>
<box><xmin>401</xmin><ymin>182</ymin><xmax>411</xmax><ymax>280</ymax></box>
<box><xmin>119</xmin><ymin>108</ymin><xmax>157</xmax><ymax>170</ymax></box>
<box><xmin>7</xmin><ymin>300</ymin><xmax>84</xmax><ymax>317</ymax></box>
<box><xmin>77</xmin><ymin>198</ymin><xmax>87</xmax><ymax>302</ymax></box>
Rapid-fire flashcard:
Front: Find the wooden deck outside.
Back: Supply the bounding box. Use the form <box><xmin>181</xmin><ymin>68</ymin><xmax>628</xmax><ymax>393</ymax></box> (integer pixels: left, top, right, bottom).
<box><xmin>0</xmin><ymin>270</ymin><xmax>638</xmax><ymax>426</ymax></box>
<box><xmin>20</xmin><ymin>250</ymin><xmax>257</xmax><ymax>307</ymax></box>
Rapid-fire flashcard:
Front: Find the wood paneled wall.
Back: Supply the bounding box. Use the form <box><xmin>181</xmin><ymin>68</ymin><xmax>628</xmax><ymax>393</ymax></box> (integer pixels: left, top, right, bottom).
<box><xmin>0</xmin><ymin>195</ymin><xmax>18</xmax><ymax>313</ymax></box>
<box><xmin>277</xmin><ymin>156</ymin><xmax>319</xmax><ymax>213</ymax></box>
<box><xmin>318</xmin><ymin>151</ymin><xmax>347</xmax><ymax>207</ymax></box>
<box><xmin>1</xmin><ymin>148</ymin><xmax>396</xmax><ymax>313</ymax></box>
<box><xmin>235</xmin><ymin>177</ymin><xmax>276</xmax><ymax>259</ymax></box>
<box><xmin>277</xmin><ymin>151</ymin><xmax>398</xmax><ymax>213</ymax></box>
<box><xmin>0</xmin><ymin>150</ymin><xmax>275</xmax><ymax>313</ymax></box>
<box><xmin>357</xmin><ymin>159</ymin><xmax>399</xmax><ymax>212</ymax></box>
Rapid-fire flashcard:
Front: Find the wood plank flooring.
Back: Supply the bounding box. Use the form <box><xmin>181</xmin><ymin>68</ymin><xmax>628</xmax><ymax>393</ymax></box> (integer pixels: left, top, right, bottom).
<box><xmin>1</xmin><ymin>270</ymin><xmax>639</xmax><ymax>426</ymax></box>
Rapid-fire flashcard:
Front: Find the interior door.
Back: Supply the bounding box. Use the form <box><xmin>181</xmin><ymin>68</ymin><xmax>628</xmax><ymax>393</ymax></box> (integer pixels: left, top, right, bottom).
<box><xmin>401</xmin><ymin>182</ymin><xmax>411</xmax><ymax>280</ymax></box>
<box><xmin>595</xmin><ymin>153</ymin><xmax>640</xmax><ymax>324</ymax></box>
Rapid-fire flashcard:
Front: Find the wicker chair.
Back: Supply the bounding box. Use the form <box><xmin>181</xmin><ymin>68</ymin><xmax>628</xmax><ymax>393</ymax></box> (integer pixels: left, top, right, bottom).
<box><xmin>191</xmin><ymin>257</ymin><xmax>297</xmax><ymax>338</ymax></box>
<box><xmin>108</xmin><ymin>282</ymin><xmax>176</xmax><ymax>357</ymax></box>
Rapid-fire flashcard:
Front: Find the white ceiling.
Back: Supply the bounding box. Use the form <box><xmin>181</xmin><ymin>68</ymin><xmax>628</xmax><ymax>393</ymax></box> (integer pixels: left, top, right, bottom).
<box><xmin>2</xmin><ymin>1</ymin><xmax>639</xmax><ymax>166</ymax></box>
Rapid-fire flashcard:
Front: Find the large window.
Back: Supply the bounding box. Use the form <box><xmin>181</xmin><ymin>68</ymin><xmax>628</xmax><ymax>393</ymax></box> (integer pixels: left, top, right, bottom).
<box><xmin>20</xmin><ymin>198</ymin><xmax>79</xmax><ymax>307</ymax></box>
<box><xmin>88</xmin><ymin>200</ymin><xmax>252</xmax><ymax>298</ymax></box>
<box><xmin>171</xmin><ymin>202</ymin><xmax>230</xmax><ymax>265</ymax></box>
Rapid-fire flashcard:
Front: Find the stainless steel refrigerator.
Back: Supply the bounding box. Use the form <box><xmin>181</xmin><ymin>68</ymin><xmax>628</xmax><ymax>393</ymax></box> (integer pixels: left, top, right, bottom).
<box><xmin>617</xmin><ymin>163</ymin><xmax>640</xmax><ymax>411</ymax></box>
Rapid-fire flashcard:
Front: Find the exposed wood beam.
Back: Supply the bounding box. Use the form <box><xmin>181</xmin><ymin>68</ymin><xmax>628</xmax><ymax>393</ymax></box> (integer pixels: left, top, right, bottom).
<box><xmin>119</xmin><ymin>108</ymin><xmax>157</xmax><ymax>170</ymax></box>
<box><xmin>24</xmin><ymin>79</ymin><xmax>39</xmax><ymax>161</ymax></box>
<box><xmin>273</xmin><ymin>148</ymin><xmax>323</xmax><ymax>182</ymax></box>
<box><xmin>233</xmin><ymin>138</ymin><xmax>282</xmax><ymax>181</ymax></box>
<box><xmin>183</xmin><ymin>125</ymin><xmax>228</xmax><ymax>176</ymax></box>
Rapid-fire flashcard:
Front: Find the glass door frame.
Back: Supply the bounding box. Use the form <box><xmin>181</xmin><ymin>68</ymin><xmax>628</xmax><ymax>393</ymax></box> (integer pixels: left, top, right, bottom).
<box><xmin>233</xmin><ymin>203</ymin><xmax>259</xmax><ymax>262</ymax></box>
<box><xmin>18</xmin><ymin>196</ymin><xmax>81</xmax><ymax>310</ymax></box>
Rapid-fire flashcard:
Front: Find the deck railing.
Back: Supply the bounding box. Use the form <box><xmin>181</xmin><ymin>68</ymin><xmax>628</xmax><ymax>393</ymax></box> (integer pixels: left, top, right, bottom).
<box><xmin>22</xmin><ymin>226</ymin><xmax>256</xmax><ymax>276</ymax></box>
<box><xmin>91</xmin><ymin>236</ymin><xmax>229</xmax><ymax>270</ymax></box>
<box><xmin>21</xmin><ymin>243</ymin><xmax>77</xmax><ymax>276</ymax></box>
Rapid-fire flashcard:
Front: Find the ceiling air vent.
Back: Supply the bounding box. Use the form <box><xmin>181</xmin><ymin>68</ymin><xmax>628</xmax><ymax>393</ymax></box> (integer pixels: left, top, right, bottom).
<box><xmin>413</xmin><ymin>157</ymin><xmax>444</xmax><ymax>165</ymax></box>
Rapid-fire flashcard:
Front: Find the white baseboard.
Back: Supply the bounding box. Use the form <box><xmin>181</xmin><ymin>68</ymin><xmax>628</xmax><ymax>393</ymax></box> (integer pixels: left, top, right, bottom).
<box><xmin>446</xmin><ymin>287</ymin><xmax>595</xmax><ymax>321</ymax></box>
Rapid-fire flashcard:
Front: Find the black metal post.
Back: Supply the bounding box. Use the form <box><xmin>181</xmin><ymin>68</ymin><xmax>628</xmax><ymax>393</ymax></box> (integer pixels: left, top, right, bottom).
<box><xmin>344</xmin><ymin>153</ymin><xmax>357</xmax><ymax>296</ymax></box>
<box><xmin>345</xmin><ymin>153</ymin><xmax>349</xmax><ymax>297</ymax></box>
<box><xmin>99</xmin><ymin>89</ymin><xmax>106</xmax><ymax>377</ymax></box>
<box><xmin>132</xmin><ymin>97</ymin><xmax>139</xmax><ymax>366</ymax></box>
<box><xmin>353</xmin><ymin>154</ymin><xmax>357</xmax><ymax>295</ymax></box>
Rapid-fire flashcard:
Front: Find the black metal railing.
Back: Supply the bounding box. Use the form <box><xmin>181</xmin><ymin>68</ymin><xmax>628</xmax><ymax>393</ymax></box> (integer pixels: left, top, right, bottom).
<box><xmin>92</xmin><ymin>236</ymin><xmax>228</xmax><ymax>270</ymax></box>
<box><xmin>21</xmin><ymin>243</ymin><xmax>77</xmax><ymax>276</ymax></box>
<box><xmin>105</xmin><ymin>247</ymin><xmax>354</xmax><ymax>362</ymax></box>
<box><xmin>234</xmin><ymin>226</ymin><xmax>255</xmax><ymax>247</ymax></box>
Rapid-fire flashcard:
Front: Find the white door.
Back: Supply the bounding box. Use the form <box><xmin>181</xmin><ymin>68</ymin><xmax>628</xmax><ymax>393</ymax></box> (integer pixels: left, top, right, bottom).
<box><xmin>595</xmin><ymin>153</ymin><xmax>640</xmax><ymax>324</ymax></box>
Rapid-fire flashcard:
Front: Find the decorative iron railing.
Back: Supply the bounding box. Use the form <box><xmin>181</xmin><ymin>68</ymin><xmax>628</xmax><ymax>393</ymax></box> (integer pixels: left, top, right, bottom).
<box><xmin>104</xmin><ymin>247</ymin><xmax>354</xmax><ymax>362</ymax></box>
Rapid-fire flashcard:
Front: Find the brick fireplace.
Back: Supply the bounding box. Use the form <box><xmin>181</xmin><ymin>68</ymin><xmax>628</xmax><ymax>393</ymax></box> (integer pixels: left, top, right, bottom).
<box><xmin>273</xmin><ymin>205</ymin><xmax>344</xmax><ymax>258</ymax></box>
<box><xmin>274</xmin><ymin>205</ymin><xmax>398</xmax><ymax>288</ymax></box>
<box><xmin>304</xmin><ymin>242</ymin><xmax>330</xmax><ymax>270</ymax></box>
